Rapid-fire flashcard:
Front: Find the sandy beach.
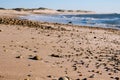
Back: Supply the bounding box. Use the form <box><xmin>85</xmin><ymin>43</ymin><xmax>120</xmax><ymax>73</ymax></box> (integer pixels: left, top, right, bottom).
<box><xmin>0</xmin><ymin>10</ymin><xmax>120</xmax><ymax>80</ymax></box>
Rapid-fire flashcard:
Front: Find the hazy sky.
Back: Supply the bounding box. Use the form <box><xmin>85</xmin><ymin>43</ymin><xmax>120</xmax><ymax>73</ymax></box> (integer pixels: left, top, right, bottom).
<box><xmin>0</xmin><ymin>0</ymin><xmax>120</xmax><ymax>13</ymax></box>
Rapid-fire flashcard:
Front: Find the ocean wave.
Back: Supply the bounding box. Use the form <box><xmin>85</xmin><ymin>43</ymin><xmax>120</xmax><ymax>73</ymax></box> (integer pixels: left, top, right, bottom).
<box><xmin>20</xmin><ymin>14</ymin><xmax>120</xmax><ymax>29</ymax></box>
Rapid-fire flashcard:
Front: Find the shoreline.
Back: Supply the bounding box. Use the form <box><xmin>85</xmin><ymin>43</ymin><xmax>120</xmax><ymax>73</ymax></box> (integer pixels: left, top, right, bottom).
<box><xmin>19</xmin><ymin>13</ymin><xmax>120</xmax><ymax>31</ymax></box>
<box><xmin>0</xmin><ymin>16</ymin><xmax>120</xmax><ymax>34</ymax></box>
<box><xmin>0</xmin><ymin>11</ymin><xmax>120</xmax><ymax>80</ymax></box>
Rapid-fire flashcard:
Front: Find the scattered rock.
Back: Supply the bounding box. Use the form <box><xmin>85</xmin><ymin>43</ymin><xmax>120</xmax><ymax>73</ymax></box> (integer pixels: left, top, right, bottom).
<box><xmin>82</xmin><ymin>78</ymin><xmax>87</xmax><ymax>80</ymax></box>
<box><xmin>47</xmin><ymin>75</ymin><xmax>52</xmax><ymax>78</ymax></box>
<box><xmin>50</xmin><ymin>54</ymin><xmax>62</xmax><ymax>58</ymax></box>
<box><xmin>0</xmin><ymin>30</ymin><xmax>2</xmax><ymax>32</ymax></box>
<box><xmin>32</xmin><ymin>55</ymin><xmax>42</xmax><ymax>60</ymax></box>
<box><xmin>0</xmin><ymin>17</ymin><xmax>65</xmax><ymax>31</ymax></box>
<box><xmin>33</xmin><ymin>50</ymin><xmax>37</xmax><ymax>53</ymax></box>
<box><xmin>115</xmin><ymin>77</ymin><xmax>119</xmax><ymax>80</ymax></box>
<box><xmin>94</xmin><ymin>37</ymin><xmax>96</xmax><ymax>39</ymax></box>
<box><xmin>24</xmin><ymin>78</ymin><xmax>30</xmax><ymax>80</ymax></box>
<box><xmin>16</xmin><ymin>55</ymin><xmax>23</xmax><ymax>59</ymax></box>
<box><xmin>58</xmin><ymin>76</ymin><xmax>70</xmax><ymax>80</ymax></box>
<box><xmin>89</xmin><ymin>74</ymin><xmax>94</xmax><ymax>78</ymax></box>
<box><xmin>27</xmin><ymin>74</ymin><xmax>32</xmax><ymax>77</ymax></box>
<box><xmin>79</xmin><ymin>73</ymin><xmax>82</xmax><ymax>76</ymax></box>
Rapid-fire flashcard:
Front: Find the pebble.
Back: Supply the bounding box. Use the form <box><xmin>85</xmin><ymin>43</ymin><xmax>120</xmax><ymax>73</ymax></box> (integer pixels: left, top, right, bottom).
<box><xmin>16</xmin><ymin>55</ymin><xmax>23</xmax><ymax>59</ymax></box>
<box><xmin>82</xmin><ymin>78</ymin><xmax>87</xmax><ymax>80</ymax></box>
<box><xmin>79</xmin><ymin>73</ymin><xmax>82</xmax><ymax>76</ymax></box>
<box><xmin>89</xmin><ymin>74</ymin><xmax>94</xmax><ymax>78</ymax></box>
<box><xmin>27</xmin><ymin>74</ymin><xmax>31</xmax><ymax>77</ymax></box>
<box><xmin>24</xmin><ymin>78</ymin><xmax>30</xmax><ymax>80</ymax></box>
<box><xmin>50</xmin><ymin>54</ymin><xmax>62</xmax><ymax>58</ymax></box>
<box><xmin>32</xmin><ymin>55</ymin><xmax>42</xmax><ymax>60</ymax></box>
<box><xmin>58</xmin><ymin>76</ymin><xmax>70</xmax><ymax>80</ymax></box>
<box><xmin>47</xmin><ymin>75</ymin><xmax>52</xmax><ymax>78</ymax></box>
<box><xmin>115</xmin><ymin>77</ymin><xmax>119</xmax><ymax>80</ymax></box>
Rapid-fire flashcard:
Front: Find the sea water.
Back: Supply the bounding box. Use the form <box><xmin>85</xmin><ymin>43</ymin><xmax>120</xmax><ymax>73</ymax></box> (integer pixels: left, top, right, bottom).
<box><xmin>20</xmin><ymin>14</ymin><xmax>120</xmax><ymax>29</ymax></box>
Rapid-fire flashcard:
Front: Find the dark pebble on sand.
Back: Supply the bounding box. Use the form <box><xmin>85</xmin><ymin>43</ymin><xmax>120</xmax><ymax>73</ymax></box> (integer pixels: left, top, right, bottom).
<box><xmin>27</xmin><ymin>74</ymin><xmax>31</xmax><ymax>77</ymax></box>
<box><xmin>82</xmin><ymin>78</ymin><xmax>87</xmax><ymax>80</ymax></box>
<box><xmin>47</xmin><ymin>75</ymin><xmax>52</xmax><ymax>78</ymax></box>
<box><xmin>31</xmin><ymin>55</ymin><xmax>42</xmax><ymax>60</ymax></box>
<box><xmin>16</xmin><ymin>55</ymin><xmax>23</xmax><ymax>59</ymax></box>
<box><xmin>89</xmin><ymin>74</ymin><xmax>94</xmax><ymax>78</ymax></box>
<box><xmin>33</xmin><ymin>50</ymin><xmax>37</xmax><ymax>53</ymax></box>
<box><xmin>50</xmin><ymin>54</ymin><xmax>62</xmax><ymax>58</ymax></box>
<box><xmin>115</xmin><ymin>77</ymin><xmax>119</xmax><ymax>80</ymax></box>
<box><xmin>94</xmin><ymin>37</ymin><xmax>96</xmax><ymax>39</ymax></box>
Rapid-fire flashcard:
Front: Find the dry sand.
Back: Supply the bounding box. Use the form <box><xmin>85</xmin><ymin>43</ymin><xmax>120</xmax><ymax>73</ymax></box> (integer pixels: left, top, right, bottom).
<box><xmin>0</xmin><ymin>9</ymin><xmax>95</xmax><ymax>16</ymax></box>
<box><xmin>0</xmin><ymin>11</ymin><xmax>120</xmax><ymax>80</ymax></box>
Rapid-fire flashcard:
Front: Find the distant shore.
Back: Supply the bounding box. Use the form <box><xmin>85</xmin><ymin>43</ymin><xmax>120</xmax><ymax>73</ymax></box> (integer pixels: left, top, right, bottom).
<box><xmin>0</xmin><ymin>7</ymin><xmax>95</xmax><ymax>15</ymax></box>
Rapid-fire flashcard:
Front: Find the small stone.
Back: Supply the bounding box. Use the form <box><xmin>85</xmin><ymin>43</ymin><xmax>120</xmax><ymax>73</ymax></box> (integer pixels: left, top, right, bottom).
<box><xmin>24</xmin><ymin>78</ymin><xmax>29</xmax><ymax>80</ymax></box>
<box><xmin>108</xmin><ymin>73</ymin><xmax>112</xmax><ymax>75</ymax></box>
<box><xmin>58</xmin><ymin>35</ymin><xmax>61</xmax><ymax>38</ymax></box>
<box><xmin>115</xmin><ymin>77</ymin><xmax>119</xmax><ymax>80</ymax></box>
<box><xmin>28</xmin><ymin>64</ymin><xmax>31</xmax><ymax>66</ymax></box>
<box><xmin>79</xmin><ymin>73</ymin><xmax>82</xmax><ymax>76</ymax></box>
<box><xmin>0</xmin><ymin>30</ymin><xmax>2</xmax><ymax>32</ymax></box>
<box><xmin>91</xmin><ymin>70</ymin><xmax>95</xmax><ymax>72</ymax></box>
<box><xmin>33</xmin><ymin>50</ymin><xmax>37</xmax><ymax>53</ymax></box>
<box><xmin>110</xmin><ymin>77</ymin><xmax>114</xmax><ymax>79</ymax></box>
<box><xmin>58</xmin><ymin>76</ymin><xmax>70</xmax><ymax>80</ymax></box>
<box><xmin>31</xmin><ymin>37</ymin><xmax>35</xmax><ymax>39</ymax></box>
<box><xmin>82</xmin><ymin>78</ymin><xmax>87</xmax><ymax>80</ymax></box>
<box><xmin>2</xmin><ymin>46</ymin><xmax>5</xmax><ymax>48</ymax></box>
<box><xmin>96</xmin><ymin>71</ymin><xmax>100</xmax><ymax>73</ymax></box>
<box><xmin>99</xmin><ymin>72</ymin><xmax>102</xmax><ymax>75</ymax></box>
<box><xmin>27</xmin><ymin>74</ymin><xmax>31</xmax><ymax>77</ymax></box>
<box><xmin>32</xmin><ymin>55</ymin><xmax>42</xmax><ymax>60</ymax></box>
<box><xmin>47</xmin><ymin>34</ymin><xmax>50</xmax><ymax>36</ymax></box>
<box><xmin>89</xmin><ymin>74</ymin><xmax>94</xmax><ymax>78</ymax></box>
<box><xmin>50</xmin><ymin>54</ymin><xmax>62</xmax><ymax>58</ymax></box>
<box><xmin>47</xmin><ymin>75</ymin><xmax>52</xmax><ymax>78</ymax></box>
<box><xmin>16</xmin><ymin>55</ymin><xmax>23</xmax><ymax>59</ymax></box>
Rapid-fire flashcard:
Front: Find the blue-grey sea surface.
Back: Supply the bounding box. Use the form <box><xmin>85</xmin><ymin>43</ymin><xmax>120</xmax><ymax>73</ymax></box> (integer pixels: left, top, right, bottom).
<box><xmin>20</xmin><ymin>14</ymin><xmax>120</xmax><ymax>29</ymax></box>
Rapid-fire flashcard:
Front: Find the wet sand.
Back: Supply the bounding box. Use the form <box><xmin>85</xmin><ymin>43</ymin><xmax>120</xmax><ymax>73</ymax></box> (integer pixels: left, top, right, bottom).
<box><xmin>0</xmin><ymin>11</ymin><xmax>120</xmax><ymax>80</ymax></box>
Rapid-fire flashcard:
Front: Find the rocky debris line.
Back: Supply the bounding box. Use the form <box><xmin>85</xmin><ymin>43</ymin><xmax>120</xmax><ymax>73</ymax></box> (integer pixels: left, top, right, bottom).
<box><xmin>0</xmin><ymin>17</ymin><xmax>67</xmax><ymax>31</ymax></box>
<box><xmin>0</xmin><ymin>16</ymin><xmax>119</xmax><ymax>35</ymax></box>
